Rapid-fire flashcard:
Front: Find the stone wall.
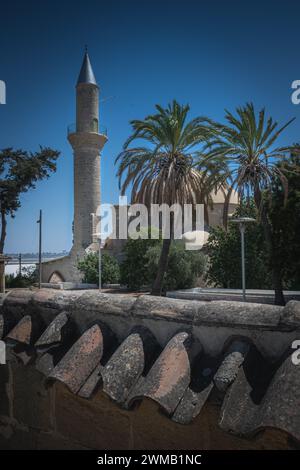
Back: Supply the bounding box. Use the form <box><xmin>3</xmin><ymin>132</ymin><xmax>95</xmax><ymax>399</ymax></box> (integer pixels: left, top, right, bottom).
<box><xmin>1</xmin><ymin>289</ymin><xmax>300</xmax><ymax>450</ymax></box>
<box><xmin>0</xmin><ymin>361</ymin><xmax>297</xmax><ymax>450</ymax></box>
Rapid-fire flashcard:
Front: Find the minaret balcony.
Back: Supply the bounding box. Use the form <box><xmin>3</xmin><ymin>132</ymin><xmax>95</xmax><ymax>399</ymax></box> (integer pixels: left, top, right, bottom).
<box><xmin>67</xmin><ymin>123</ymin><xmax>107</xmax><ymax>136</ymax></box>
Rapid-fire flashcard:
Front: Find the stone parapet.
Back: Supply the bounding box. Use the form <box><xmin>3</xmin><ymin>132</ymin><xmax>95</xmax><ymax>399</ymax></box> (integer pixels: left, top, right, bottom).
<box><xmin>0</xmin><ymin>289</ymin><xmax>300</xmax><ymax>449</ymax></box>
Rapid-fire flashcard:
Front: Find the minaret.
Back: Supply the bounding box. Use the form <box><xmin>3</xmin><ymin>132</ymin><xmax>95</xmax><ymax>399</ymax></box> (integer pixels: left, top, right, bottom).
<box><xmin>68</xmin><ymin>51</ymin><xmax>107</xmax><ymax>251</ymax></box>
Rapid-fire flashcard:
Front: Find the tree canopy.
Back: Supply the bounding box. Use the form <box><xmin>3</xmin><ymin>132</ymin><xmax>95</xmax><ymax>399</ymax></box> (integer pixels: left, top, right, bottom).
<box><xmin>0</xmin><ymin>147</ymin><xmax>60</xmax><ymax>252</ymax></box>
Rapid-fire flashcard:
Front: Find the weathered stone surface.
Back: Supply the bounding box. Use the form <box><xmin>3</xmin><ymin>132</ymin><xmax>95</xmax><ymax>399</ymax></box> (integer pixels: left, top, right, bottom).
<box><xmin>0</xmin><ymin>428</ymin><xmax>36</xmax><ymax>450</ymax></box>
<box><xmin>35</xmin><ymin>311</ymin><xmax>69</xmax><ymax>350</ymax></box>
<box><xmin>102</xmin><ymin>333</ymin><xmax>145</xmax><ymax>404</ymax></box>
<box><xmin>128</xmin><ymin>332</ymin><xmax>191</xmax><ymax>414</ymax></box>
<box><xmin>281</xmin><ymin>300</ymin><xmax>300</xmax><ymax>328</ymax></box>
<box><xmin>0</xmin><ymin>364</ymin><xmax>9</xmax><ymax>416</ymax></box>
<box><xmin>219</xmin><ymin>347</ymin><xmax>300</xmax><ymax>442</ymax></box>
<box><xmin>0</xmin><ymin>314</ymin><xmax>4</xmax><ymax>339</ymax></box>
<box><xmin>11</xmin><ymin>364</ymin><xmax>53</xmax><ymax>431</ymax></box>
<box><xmin>55</xmin><ymin>383</ymin><xmax>131</xmax><ymax>449</ymax></box>
<box><xmin>6</xmin><ymin>315</ymin><xmax>32</xmax><ymax>346</ymax></box>
<box><xmin>171</xmin><ymin>351</ymin><xmax>221</xmax><ymax>424</ymax></box>
<box><xmin>70</xmin><ymin>291</ymin><xmax>135</xmax><ymax>328</ymax></box>
<box><xmin>132</xmin><ymin>295</ymin><xmax>198</xmax><ymax>324</ymax></box>
<box><xmin>172</xmin><ymin>384</ymin><xmax>213</xmax><ymax>424</ymax></box>
<box><xmin>1</xmin><ymin>288</ymin><xmax>300</xmax><ymax>449</ymax></box>
<box><xmin>2</xmin><ymin>289</ymin><xmax>34</xmax><ymax>307</ymax></box>
<box><xmin>77</xmin><ymin>364</ymin><xmax>102</xmax><ymax>398</ymax></box>
<box><xmin>130</xmin><ymin>398</ymin><xmax>269</xmax><ymax>450</ymax></box>
<box><xmin>36</xmin><ymin>431</ymin><xmax>89</xmax><ymax>450</ymax></box>
<box><xmin>214</xmin><ymin>340</ymin><xmax>250</xmax><ymax>392</ymax></box>
<box><xmin>194</xmin><ymin>301</ymin><xmax>283</xmax><ymax>329</ymax></box>
<box><xmin>35</xmin><ymin>353</ymin><xmax>55</xmax><ymax>376</ymax></box>
<box><xmin>48</xmin><ymin>324</ymin><xmax>103</xmax><ymax>393</ymax></box>
<box><xmin>13</xmin><ymin>350</ymin><xmax>34</xmax><ymax>365</ymax></box>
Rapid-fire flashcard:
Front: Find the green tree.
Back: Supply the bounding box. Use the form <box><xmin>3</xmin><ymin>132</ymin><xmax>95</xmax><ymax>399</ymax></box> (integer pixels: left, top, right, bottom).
<box><xmin>116</xmin><ymin>100</ymin><xmax>217</xmax><ymax>295</ymax></box>
<box><xmin>268</xmin><ymin>154</ymin><xmax>300</xmax><ymax>289</ymax></box>
<box><xmin>204</xmin><ymin>103</ymin><xmax>298</xmax><ymax>304</ymax></box>
<box><xmin>0</xmin><ymin>147</ymin><xmax>60</xmax><ymax>253</ymax></box>
<box><xmin>206</xmin><ymin>202</ymin><xmax>271</xmax><ymax>289</ymax></box>
<box><xmin>120</xmin><ymin>236</ymin><xmax>160</xmax><ymax>290</ymax></box>
<box><xmin>77</xmin><ymin>252</ymin><xmax>120</xmax><ymax>285</ymax></box>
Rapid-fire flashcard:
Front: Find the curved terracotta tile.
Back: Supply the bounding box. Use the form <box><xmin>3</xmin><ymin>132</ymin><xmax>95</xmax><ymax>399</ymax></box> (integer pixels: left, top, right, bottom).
<box><xmin>214</xmin><ymin>339</ymin><xmax>250</xmax><ymax>392</ymax></box>
<box><xmin>172</xmin><ymin>351</ymin><xmax>221</xmax><ymax>424</ymax></box>
<box><xmin>35</xmin><ymin>312</ymin><xmax>69</xmax><ymax>350</ymax></box>
<box><xmin>102</xmin><ymin>333</ymin><xmax>145</xmax><ymax>404</ymax></box>
<box><xmin>6</xmin><ymin>315</ymin><xmax>32</xmax><ymax>345</ymax></box>
<box><xmin>77</xmin><ymin>364</ymin><xmax>103</xmax><ymax>398</ymax></box>
<box><xmin>219</xmin><ymin>346</ymin><xmax>300</xmax><ymax>440</ymax></box>
<box><xmin>47</xmin><ymin>324</ymin><xmax>103</xmax><ymax>394</ymax></box>
<box><xmin>172</xmin><ymin>384</ymin><xmax>213</xmax><ymax>424</ymax></box>
<box><xmin>128</xmin><ymin>331</ymin><xmax>191</xmax><ymax>414</ymax></box>
<box><xmin>36</xmin><ymin>352</ymin><xmax>55</xmax><ymax>376</ymax></box>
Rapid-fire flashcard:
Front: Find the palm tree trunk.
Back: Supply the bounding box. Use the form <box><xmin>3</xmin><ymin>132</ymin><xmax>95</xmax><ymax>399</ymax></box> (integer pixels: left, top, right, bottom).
<box><xmin>151</xmin><ymin>237</ymin><xmax>172</xmax><ymax>296</ymax></box>
<box><xmin>223</xmin><ymin>187</ymin><xmax>233</xmax><ymax>231</ymax></box>
<box><xmin>272</xmin><ymin>267</ymin><xmax>285</xmax><ymax>306</ymax></box>
<box><xmin>254</xmin><ymin>189</ymin><xmax>285</xmax><ymax>306</ymax></box>
<box><xmin>151</xmin><ymin>213</ymin><xmax>174</xmax><ymax>296</ymax></box>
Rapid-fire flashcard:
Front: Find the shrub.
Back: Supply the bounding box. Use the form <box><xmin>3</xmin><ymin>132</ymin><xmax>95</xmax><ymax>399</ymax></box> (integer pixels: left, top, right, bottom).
<box><xmin>120</xmin><ymin>235</ymin><xmax>160</xmax><ymax>290</ymax></box>
<box><xmin>120</xmin><ymin>233</ymin><xmax>206</xmax><ymax>291</ymax></box>
<box><xmin>5</xmin><ymin>265</ymin><xmax>38</xmax><ymax>288</ymax></box>
<box><xmin>146</xmin><ymin>241</ymin><xmax>207</xmax><ymax>291</ymax></box>
<box><xmin>77</xmin><ymin>252</ymin><xmax>120</xmax><ymax>284</ymax></box>
<box><xmin>205</xmin><ymin>202</ymin><xmax>272</xmax><ymax>289</ymax></box>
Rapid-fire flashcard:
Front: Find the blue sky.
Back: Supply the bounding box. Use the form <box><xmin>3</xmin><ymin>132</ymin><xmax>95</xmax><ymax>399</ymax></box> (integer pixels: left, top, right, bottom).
<box><xmin>1</xmin><ymin>0</ymin><xmax>300</xmax><ymax>253</ymax></box>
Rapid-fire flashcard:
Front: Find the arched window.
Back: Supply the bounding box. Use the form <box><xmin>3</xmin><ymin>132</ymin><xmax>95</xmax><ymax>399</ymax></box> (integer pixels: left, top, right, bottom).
<box><xmin>92</xmin><ymin>118</ymin><xmax>98</xmax><ymax>132</ymax></box>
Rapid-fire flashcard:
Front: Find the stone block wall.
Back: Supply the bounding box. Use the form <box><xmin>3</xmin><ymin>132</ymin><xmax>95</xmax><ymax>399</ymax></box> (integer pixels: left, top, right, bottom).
<box><xmin>1</xmin><ymin>290</ymin><xmax>300</xmax><ymax>450</ymax></box>
<box><xmin>0</xmin><ymin>361</ymin><xmax>297</xmax><ymax>450</ymax></box>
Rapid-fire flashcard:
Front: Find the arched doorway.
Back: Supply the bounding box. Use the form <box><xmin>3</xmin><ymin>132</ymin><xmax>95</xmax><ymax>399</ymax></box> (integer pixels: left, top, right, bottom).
<box><xmin>48</xmin><ymin>271</ymin><xmax>65</xmax><ymax>283</ymax></box>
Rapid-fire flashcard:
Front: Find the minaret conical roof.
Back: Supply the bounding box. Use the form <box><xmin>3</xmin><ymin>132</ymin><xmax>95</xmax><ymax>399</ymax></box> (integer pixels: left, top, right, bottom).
<box><xmin>77</xmin><ymin>52</ymin><xmax>97</xmax><ymax>85</ymax></box>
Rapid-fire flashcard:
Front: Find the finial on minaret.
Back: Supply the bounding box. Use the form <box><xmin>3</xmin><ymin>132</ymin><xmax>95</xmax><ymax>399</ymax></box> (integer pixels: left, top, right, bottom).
<box><xmin>77</xmin><ymin>48</ymin><xmax>97</xmax><ymax>86</ymax></box>
<box><xmin>85</xmin><ymin>44</ymin><xmax>88</xmax><ymax>53</ymax></box>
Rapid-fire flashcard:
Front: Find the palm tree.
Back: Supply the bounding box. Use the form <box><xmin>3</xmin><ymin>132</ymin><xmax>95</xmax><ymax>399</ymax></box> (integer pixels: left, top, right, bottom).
<box><xmin>115</xmin><ymin>100</ymin><xmax>217</xmax><ymax>295</ymax></box>
<box><xmin>204</xmin><ymin>102</ymin><xmax>298</xmax><ymax>305</ymax></box>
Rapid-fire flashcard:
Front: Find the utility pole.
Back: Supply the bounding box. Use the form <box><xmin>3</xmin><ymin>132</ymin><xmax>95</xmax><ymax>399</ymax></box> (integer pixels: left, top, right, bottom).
<box><xmin>18</xmin><ymin>253</ymin><xmax>22</xmax><ymax>276</ymax></box>
<box><xmin>37</xmin><ymin>210</ymin><xmax>42</xmax><ymax>289</ymax></box>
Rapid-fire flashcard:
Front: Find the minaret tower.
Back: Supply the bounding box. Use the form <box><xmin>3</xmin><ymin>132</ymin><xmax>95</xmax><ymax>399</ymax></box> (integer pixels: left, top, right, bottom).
<box><xmin>68</xmin><ymin>51</ymin><xmax>107</xmax><ymax>252</ymax></box>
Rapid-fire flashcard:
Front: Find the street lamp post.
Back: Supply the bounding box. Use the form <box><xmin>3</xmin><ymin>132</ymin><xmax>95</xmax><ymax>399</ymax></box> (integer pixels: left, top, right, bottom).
<box><xmin>98</xmin><ymin>238</ymin><xmax>105</xmax><ymax>291</ymax></box>
<box><xmin>230</xmin><ymin>217</ymin><xmax>256</xmax><ymax>302</ymax></box>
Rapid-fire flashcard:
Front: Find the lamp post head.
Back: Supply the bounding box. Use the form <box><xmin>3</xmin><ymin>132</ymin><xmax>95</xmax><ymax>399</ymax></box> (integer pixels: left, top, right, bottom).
<box><xmin>230</xmin><ymin>217</ymin><xmax>256</xmax><ymax>224</ymax></box>
<box><xmin>230</xmin><ymin>216</ymin><xmax>256</xmax><ymax>232</ymax></box>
